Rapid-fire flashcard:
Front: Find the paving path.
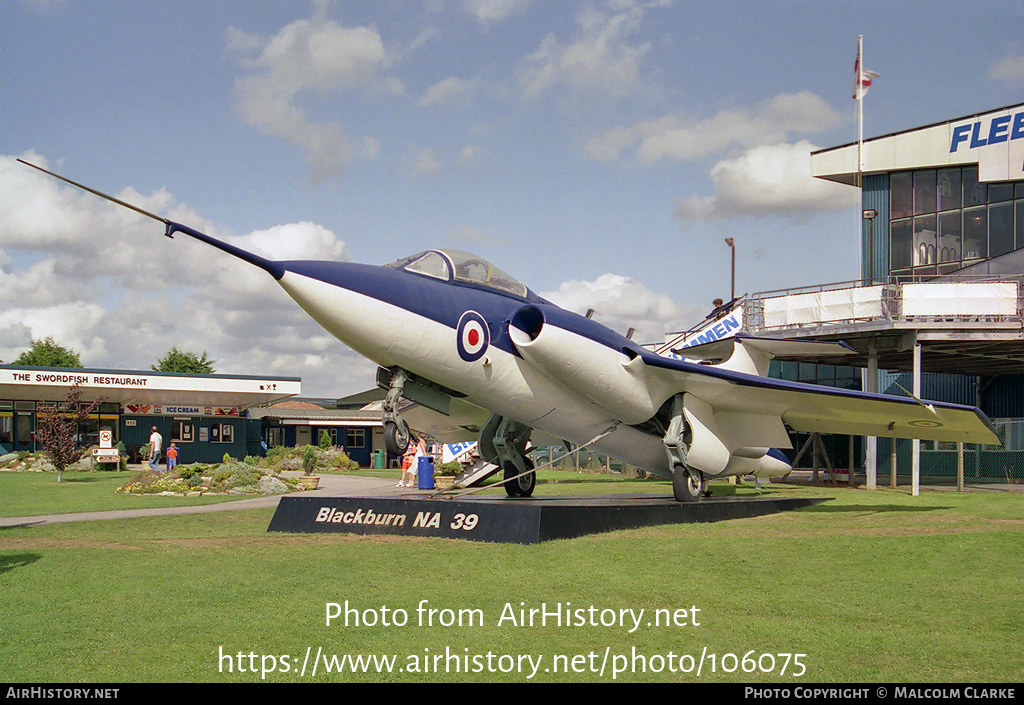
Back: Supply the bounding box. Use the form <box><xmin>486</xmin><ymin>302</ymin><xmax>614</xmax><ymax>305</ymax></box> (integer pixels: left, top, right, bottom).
<box><xmin>0</xmin><ymin>472</ymin><xmax>414</xmax><ymax>528</ymax></box>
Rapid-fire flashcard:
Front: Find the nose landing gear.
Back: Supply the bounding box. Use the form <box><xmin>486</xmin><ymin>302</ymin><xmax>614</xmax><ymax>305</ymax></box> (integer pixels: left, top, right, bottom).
<box><xmin>382</xmin><ymin>369</ymin><xmax>411</xmax><ymax>456</ymax></box>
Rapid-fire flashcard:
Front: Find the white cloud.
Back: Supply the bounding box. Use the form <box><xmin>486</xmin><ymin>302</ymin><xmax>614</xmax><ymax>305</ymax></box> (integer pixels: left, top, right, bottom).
<box><xmin>584</xmin><ymin>91</ymin><xmax>844</xmax><ymax>163</ymax></box>
<box><xmin>541</xmin><ymin>273</ymin><xmax>703</xmax><ymax>344</ymax></box>
<box><xmin>462</xmin><ymin>0</ymin><xmax>532</xmax><ymax>24</ymax></box>
<box><xmin>516</xmin><ymin>1</ymin><xmax>660</xmax><ymax>101</ymax></box>
<box><xmin>673</xmin><ymin>141</ymin><xmax>859</xmax><ymax>221</ymax></box>
<box><xmin>0</xmin><ymin>152</ymin><xmax>369</xmax><ymax>396</ymax></box>
<box><xmin>401</xmin><ymin>147</ymin><xmax>442</xmax><ymax>180</ymax></box>
<box><xmin>989</xmin><ymin>52</ymin><xmax>1024</xmax><ymax>86</ymax></box>
<box><xmin>0</xmin><ymin>302</ymin><xmax>107</xmax><ymax>363</ymax></box>
<box><xmin>226</xmin><ymin>3</ymin><xmax>401</xmax><ymax>181</ymax></box>
<box><xmin>235</xmin><ymin>222</ymin><xmax>349</xmax><ymax>262</ymax></box>
<box><xmin>419</xmin><ymin>76</ymin><xmax>479</xmax><ymax>107</ymax></box>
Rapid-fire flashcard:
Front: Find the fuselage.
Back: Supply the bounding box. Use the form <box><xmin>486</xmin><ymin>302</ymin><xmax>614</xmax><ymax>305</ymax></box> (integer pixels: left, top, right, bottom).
<box><xmin>269</xmin><ymin>253</ymin><xmax>784</xmax><ymax>480</ymax></box>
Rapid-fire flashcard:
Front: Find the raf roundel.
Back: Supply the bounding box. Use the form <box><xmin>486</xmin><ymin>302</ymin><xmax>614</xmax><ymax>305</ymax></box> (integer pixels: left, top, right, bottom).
<box><xmin>456</xmin><ymin>310</ymin><xmax>490</xmax><ymax>362</ymax></box>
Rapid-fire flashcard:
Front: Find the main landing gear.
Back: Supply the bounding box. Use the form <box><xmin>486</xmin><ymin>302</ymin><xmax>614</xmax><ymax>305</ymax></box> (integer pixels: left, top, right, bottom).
<box><xmin>663</xmin><ymin>395</ymin><xmax>707</xmax><ymax>502</ymax></box>
<box><xmin>479</xmin><ymin>413</ymin><xmax>536</xmax><ymax>497</ymax></box>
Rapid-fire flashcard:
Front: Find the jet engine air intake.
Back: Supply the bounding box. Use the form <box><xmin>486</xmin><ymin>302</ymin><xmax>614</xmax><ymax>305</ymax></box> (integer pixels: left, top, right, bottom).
<box><xmin>508</xmin><ymin>304</ymin><xmax>658</xmax><ymax>425</ymax></box>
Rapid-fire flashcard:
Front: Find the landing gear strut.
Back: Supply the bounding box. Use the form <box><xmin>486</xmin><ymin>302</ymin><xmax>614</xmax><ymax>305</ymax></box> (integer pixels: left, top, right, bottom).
<box><xmin>382</xmin><ymin>369</ymin><xmax>411</xmax><ymax>456</ymax></box>
<box><xmin>663</xmin><ymin>395</ymin><xmax>705</xmax><ymax>502</ymax></box>
<box><xmin>479</xmin><ymin>413</ymin><xmax>536</xmax><ymax>497</ymax></box>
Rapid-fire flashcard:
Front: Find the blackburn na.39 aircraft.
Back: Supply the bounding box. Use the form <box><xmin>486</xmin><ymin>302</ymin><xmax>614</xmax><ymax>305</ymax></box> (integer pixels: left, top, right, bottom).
<box><xmin>21</xmin><ymin>160</ymin><xmax>1001</xmax><ymax>501</ymax></box>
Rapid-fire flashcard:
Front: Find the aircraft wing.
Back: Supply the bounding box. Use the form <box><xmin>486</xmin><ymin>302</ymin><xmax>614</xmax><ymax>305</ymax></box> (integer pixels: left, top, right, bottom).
<box><xmin>400</xmin><ymin>396</ymin><xmax>491</xmax><ymax>443</ymax></box>
<box><xmin>401</xmin><ymin>396</ymin><xmax>566</xmax><ymax>447</ymax></box>
<box><xmin>639</xmin><ymin>350</ymin><xmax>1001</xmax><ymax>447</ymax></box>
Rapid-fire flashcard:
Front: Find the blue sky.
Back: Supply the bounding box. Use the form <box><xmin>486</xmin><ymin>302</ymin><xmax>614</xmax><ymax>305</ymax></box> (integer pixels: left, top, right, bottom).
<box><xmin>3</xmin><ymin>0</ymin><xmax>1023</xmax><ymax>397</ymax></box>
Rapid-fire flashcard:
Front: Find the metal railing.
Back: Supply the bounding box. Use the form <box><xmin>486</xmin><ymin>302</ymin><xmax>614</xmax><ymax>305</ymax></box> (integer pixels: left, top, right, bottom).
<box><xmin>744</xmin><ymin>274</ymin><xmax>1023</xmax><ymax>333</ymax></box>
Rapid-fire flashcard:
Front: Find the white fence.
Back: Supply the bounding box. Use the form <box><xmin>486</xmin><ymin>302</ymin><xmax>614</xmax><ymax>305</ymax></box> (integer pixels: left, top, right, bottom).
<box><xmin>749</xmin><ymin>277</ymin><xmax>1021</xmax><ymax>331</ymax></box>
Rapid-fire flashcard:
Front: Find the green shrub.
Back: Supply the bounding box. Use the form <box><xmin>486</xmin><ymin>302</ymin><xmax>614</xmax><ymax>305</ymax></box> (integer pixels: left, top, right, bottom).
<box><xmin>266</xmin><ymin>445</ymin><xmax>292</xmax><ymax>461</ymax></box>
<box><xmin>177</xmin><ymin>464</ymin><xmax>204</xmax><ymax>481</ymax></box>
<box><xmin>228</xmin><ymin>465</ymin><xmax>262</xmax><ymax>489</ymax></box>
<box><xmin>319</xmin><ymin>430</ymin><xmax>332</xmax><ymax>450</ymax></box>
<box><xmin>302</xmin><ymin>445</ymin><xmax>318</xmax><ymax>475</ymax></box>
<box><xmin>436</xmin><ymin>461</ymin><xmax>461</xmax><ymax>477</ymax></box>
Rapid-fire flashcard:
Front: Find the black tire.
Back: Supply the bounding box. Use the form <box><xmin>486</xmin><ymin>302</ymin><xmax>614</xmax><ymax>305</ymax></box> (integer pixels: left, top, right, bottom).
<box><xmin>503</xmin><ymin>458</ymin><xmax>536</xmax><ymax>497</ymax></box>
<box><xmin>383</xmin><ymin>419</ymin><xmax>410</xmax><ymax>457</ymax></box>
<box><xmin>672</xmin><ymin>464</ymin><xmax>704</xmax><ymax>502</ymax></box>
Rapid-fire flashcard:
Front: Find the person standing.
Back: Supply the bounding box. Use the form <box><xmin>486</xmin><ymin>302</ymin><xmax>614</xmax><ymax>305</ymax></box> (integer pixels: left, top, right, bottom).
<box><xmin>411</xmin><ymin>432</ymin><xmax>428</xmax><ymax>488</ymax></box>
<box><xmin>398</xmin><ymin>438</ymin><xmax>415</xmax><ymax>487</ymax></box>
<box><xmin>165</xmin><ymin>442</ymin><xmax>179</xmax><ymax>474</ymax></box>
<box><xmin>148</xmin><ymin>426</ymin><xmax>163</xmax><ymax>472</ymax></box>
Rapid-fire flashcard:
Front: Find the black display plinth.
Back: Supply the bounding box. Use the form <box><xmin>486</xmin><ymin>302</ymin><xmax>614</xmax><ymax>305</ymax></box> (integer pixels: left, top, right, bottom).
<box><xmin>267</xmin><ymin>493</ymin><xmax>826</xmax><ymax>544</ymax></box>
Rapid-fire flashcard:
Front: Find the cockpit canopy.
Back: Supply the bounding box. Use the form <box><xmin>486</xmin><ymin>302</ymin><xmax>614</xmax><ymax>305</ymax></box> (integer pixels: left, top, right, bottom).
<box><xmin>387</xmin><ymin>249</ymin><xmax>528</xmax><ymax>298</ymax></box>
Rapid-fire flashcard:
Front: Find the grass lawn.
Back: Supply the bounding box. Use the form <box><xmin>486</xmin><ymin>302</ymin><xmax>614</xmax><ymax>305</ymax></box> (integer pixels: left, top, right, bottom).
<box><xmin>1</xmin><ymin>469</ymin><xmax>1022</xmax><ymax>683</ymax></box>
<box><xmin>0</xmin><ymin>470</ymin><xmax>261</xmax><ymax>517</ymax></box>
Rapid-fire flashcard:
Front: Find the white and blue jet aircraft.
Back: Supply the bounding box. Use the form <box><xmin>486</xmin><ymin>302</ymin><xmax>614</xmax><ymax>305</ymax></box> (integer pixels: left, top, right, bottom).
<box><xmin>20</xmin><ymin>160</ymin><xmax>1001</xmax><ymax>501</ymax></box>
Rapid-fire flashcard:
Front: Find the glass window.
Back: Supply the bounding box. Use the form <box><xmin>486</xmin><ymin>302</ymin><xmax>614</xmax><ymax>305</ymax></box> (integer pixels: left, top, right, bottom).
<box><xmin>266</xmin><ymin>427</ymin><xmax>284</xmax><ymax>448</ymax></box>
<box><xmin>913</xmin><ymin>215</ymin><xmax>937</xmax><ymax>267</ymax></box>
<box><xmin>16</xmin><ymin>414</ymin><xmax>32</xmax><ymax>445</ymax></box>
<box><xmin>963</xmin><ymin>206</ymin><xmax>988</xmax><ymax>260</ymax></box>
<box><xmin>989</xmin><ymin>182</ymin><xmax>1014</xmax><ymax>203</ymax></box>
<box><xmin>211</xmin><ymin>423</ymin><xmax>234</xmax><ymax>444</ymax></box>
<box><xmin>938</xmin><ymin>211</ymin><xmax>961</xmax><ymax>263</ymax></box>
<box><xmin>0</xmin><ymin>414</ymin><xmax>12</xmax><ymax>445</ymax></box>
<box><xmin>913</xmin><ymin>170</ymin><xmax>936</xmax><ymax>215</ymax></box>
<box><xmin>937</xmin><ymin>168</ymin><xmax>962</xmax><ymax>211</ymax></box>
<box><xmin>446</xmin><ymin>250</ymin><xmax>528</xmax><ymax>298</ymax></box>
<box><xmin>1017</xmin><ymin>200</ymin><xmax>1024</xmax><ymax>252</ymax></box>
<box><xmin>963</xmin><ymin>167</ymin><xmax>986</xmax><ymax>207</ymax></box>
<box><xmin>172</xmin><ymin>421</ymin><xmax>194</xmax><ymax>443</ymax></box>
<box><xmin>989</xmin><ymin>202</ymin><xmax>1014</xmax><ymax>257</ymax></box>
<box><xmin>404</xmin><ymin>252</ymin><xmax>451</xmax><ymax>280</ymax></box>
<box><xmin>891</xmin><ymin>172</ymin><xmax>913</xmax><ymax>219</ymax></box>
<box><xmin>890</xmin><ymin>218</ymin><xmax>913</xmax><ymax>272</ymax></box>
<box><xmin>346</xmin><ymin>428</ymin><xmax>366</xmax><ymax>448</ymax></box>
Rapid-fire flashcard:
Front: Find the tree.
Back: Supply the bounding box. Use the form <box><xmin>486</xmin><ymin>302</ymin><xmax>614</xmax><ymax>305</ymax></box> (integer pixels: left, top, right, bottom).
<box><xmin>13</xmin><ymin>337</ymin><xmax>82</xmax><ymax>368</ymax></box>
<box><xmin>152</xmin><ymin>348</ymin><xmax>215</xmax><ymax>374</ymax></box>
<box><xmin>35</xmin><ymin>385</ymin><xmax>103</xmax><ymax>483</ymax></box>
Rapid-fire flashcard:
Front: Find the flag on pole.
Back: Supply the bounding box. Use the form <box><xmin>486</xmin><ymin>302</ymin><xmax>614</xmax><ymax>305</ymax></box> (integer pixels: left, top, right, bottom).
<box><xmin>853</xmin><ymin>44</ymin><xmax>880</xmax><ymax>100</ymax></box>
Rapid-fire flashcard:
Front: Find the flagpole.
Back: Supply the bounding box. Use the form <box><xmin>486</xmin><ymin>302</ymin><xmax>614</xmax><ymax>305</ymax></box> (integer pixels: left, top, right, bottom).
<box><xmin>857</xmin><ymin>35</ymin><xmax>864</xmax><ymax>188</ymax></box>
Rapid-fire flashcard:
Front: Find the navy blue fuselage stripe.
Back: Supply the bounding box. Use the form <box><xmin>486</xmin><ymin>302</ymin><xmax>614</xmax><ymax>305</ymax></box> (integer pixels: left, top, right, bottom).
<box><xmin>279</xmin><ymin>259</ymin><xmax>553</xmax><ymax>358</ymax></box>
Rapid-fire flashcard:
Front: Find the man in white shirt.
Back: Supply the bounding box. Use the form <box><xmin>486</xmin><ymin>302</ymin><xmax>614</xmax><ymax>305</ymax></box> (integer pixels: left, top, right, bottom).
<box><xmin>148</xmin><ymin>426</ymin><xmax>163</xmax><ymax>472</ymax></box>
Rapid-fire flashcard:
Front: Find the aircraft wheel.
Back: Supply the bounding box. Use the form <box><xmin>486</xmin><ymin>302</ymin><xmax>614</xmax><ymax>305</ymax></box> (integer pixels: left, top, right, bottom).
<box><xmin>503</xmin><ymin>458</ymin><xmax>536</xmax><ymax>498</ymax></box>
<box><xmin>672</xmin><ymin>464</ymin><xmax>704</xmax><ymax>502</ymax></box>
<box><xmin>383</xmin><ymin>419</ymin><xmax>410</xmax><ymax>456</ymax></box>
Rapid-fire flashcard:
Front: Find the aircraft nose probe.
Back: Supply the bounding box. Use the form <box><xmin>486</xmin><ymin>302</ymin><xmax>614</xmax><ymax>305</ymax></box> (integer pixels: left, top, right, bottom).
<box><xmin>16</xmin><ymin>159</ymin><xmax>285</xmax><ymax>280</ymax></box>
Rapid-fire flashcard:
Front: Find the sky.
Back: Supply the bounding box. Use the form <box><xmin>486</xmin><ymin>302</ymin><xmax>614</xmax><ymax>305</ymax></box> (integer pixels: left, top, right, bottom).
<box><xmin>3</xmin><ymin>0</ymin><xmax>1024</xmax><ymax>398</ymax></box>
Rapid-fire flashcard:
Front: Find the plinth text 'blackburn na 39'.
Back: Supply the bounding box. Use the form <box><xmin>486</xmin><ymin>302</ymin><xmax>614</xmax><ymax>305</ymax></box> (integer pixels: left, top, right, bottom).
<box><xmin>21</xmin><ymin>160</ymin><xmax>1001</xmax><ymax>501</ymax></box>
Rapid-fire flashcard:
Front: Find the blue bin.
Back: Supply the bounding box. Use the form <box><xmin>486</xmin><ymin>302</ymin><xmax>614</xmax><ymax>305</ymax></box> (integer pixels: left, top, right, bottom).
<box><xmin>417</xmin><ymin>456</ymin><xmax>435</xmax><ymax>490</ymax></box>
